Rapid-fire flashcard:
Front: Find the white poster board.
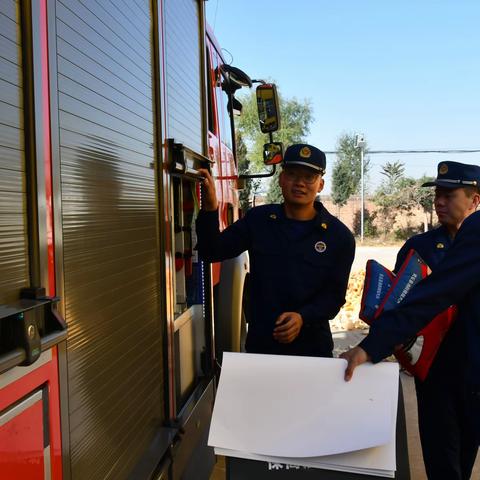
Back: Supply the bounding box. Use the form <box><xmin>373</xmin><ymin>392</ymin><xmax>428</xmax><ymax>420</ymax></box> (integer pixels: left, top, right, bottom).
<box><xmin>208</xmin><ymin>353</ymin><xmax>399</xmax><ymax>477</ymax></box>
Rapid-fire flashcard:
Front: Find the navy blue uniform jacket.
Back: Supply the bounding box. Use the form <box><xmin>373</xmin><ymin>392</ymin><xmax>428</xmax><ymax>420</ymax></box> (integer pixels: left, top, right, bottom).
<box><xmin>196</xmin><ymin>202</ymin><xmax>355</xmax><ymax>356</ymax></box>
<box><xmin>361</xmin><ymin>211</ymin><xmax>480</xmax><ymax>393</ymax></box>
<box><xmin>394</xmin><ymin>226</ymin><xmax>465</xmax><ymax>381</ymax></box>
<box><xmin>394</xmin><ymin>225</ymin><xmax>452</xmax><ymax>274</ymax></box>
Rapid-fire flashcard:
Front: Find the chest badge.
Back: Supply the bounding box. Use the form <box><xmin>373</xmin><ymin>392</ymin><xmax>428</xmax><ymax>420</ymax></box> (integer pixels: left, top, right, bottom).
<box><xmin>321</xmin><ymin>223</ymin><xmax>328</xmax><ymax>230</ymax></box>
<box><xmin>436</xmin><ymin>242</ymin><xmax>445</xmax><ymax>249</ymax></box>
<box><xmin>314</xmin><ymin>241</ymin><xmax>327</xmax><ymax>253</ymax></box>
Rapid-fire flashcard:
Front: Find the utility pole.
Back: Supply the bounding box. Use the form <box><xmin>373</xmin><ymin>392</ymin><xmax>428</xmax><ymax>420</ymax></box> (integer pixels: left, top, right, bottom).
<box><xmin>355</xmin><ymin>134</ymin><xmax>366</xmax><ymax>242</ymax></box>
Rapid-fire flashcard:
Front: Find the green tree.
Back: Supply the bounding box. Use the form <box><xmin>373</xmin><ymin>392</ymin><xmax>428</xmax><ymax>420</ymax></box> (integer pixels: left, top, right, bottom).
<box><xmin>380</xmin><ymin>160</ymin><xmax>405</xmax><ymax>194</ymax></box>
<box><xmin>353</xmin><ymin>208</ymin><xmax>377</xmax><ymax>237</ymax></box>
<box><xmin>236</xmin><ymin>87</ymin><xmax>313</xmax><ymax>203</ymax></box>
<box><xmin>266</xmin><ymin>169</ymin><xmax>282</xmax><ymax>203</ymax></box>
<box><xmin>373</xmin><ymin>163</ymin><xmax>436</xmax><ymax>236</ymax></box>
<box><xmin>373</xmin><ymin>174</ymin><xmax>413</xmax><ymax>236</ymax></box>
<box><xmin>390</xmin><ymin>176</ymin><xmax>435</xmax><ymax>231</ymax></box>
<box><xmin>331</xmin><ymin>159</ymin><xmax>354</xmax><ymax>207</ymax></box>
<box><xmin>237</xmin><ymin>132</ymin><xmax>260</xmax><ymax>212</ymax></box>
<box><xmin>331</xmin><ymin>133</ymin><xmax>370</xmax><ymax>206</ymax></box>
<box><xmin>414</xmin><ymin>175</ymin><xmax>435</xmax><ymax>230</ymax></box>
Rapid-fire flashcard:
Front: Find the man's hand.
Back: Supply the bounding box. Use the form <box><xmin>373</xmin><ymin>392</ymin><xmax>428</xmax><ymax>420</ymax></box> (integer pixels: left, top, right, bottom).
<box><xmin>273</xmin><ymin>312</ymin><xmax>303</xmax><ymax>343</ymax></box>
<box><xmin>340</xmin><ymin>347</ymin><xmax>370</xmax><ymax>381</ymax></box>
<box><xmin>198</xmin><ymin>168</ymin><xmax>218</xmax><ymax>211</ymax></box>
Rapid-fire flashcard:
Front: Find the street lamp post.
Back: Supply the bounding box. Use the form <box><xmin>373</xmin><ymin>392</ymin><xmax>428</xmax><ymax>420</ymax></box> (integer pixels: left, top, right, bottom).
<box><xmin>355</xmin><ymin>134</ymin><xmax>366</xmax><ymax>243</ymax></box>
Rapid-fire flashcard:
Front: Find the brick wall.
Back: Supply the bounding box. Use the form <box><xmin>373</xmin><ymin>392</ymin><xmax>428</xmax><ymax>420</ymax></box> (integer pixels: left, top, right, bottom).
<box><xmin>320</xmin><ymin>195</ymin><xmax>431</xmax><ymax>234</ymax></box>
<box><xmin>252</xmin><ymin>194</ymin><xmax>432</xmax><ymax>235</ymax></box>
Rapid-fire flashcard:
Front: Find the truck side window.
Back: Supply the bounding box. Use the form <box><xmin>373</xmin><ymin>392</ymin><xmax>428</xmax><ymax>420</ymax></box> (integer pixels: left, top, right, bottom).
<box><xmin>206</xmin><ymin>48</ymin><xmax>215</xmax><ymax>134</ymax></box>
<box><xmin>216</xmin><ymin>69</ymin><xmax>233</xmax><ymax>150</ymax></box>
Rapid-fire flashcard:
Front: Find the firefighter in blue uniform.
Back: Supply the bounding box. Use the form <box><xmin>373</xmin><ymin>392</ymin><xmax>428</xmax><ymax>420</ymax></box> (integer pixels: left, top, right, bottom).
<box><xmin>342</xmin><ymin>162</ymin><xmax>480</xmax><ymax>480</ymax></box>
<box><xmin>196</xmin><ymin>144</ymin><xmax>355</xmax><ymax>357</ymax></box>
<box><xmin>393</xmin><ymin>162</ymin><xmax>480</xmax><ymax>479</ymax></box>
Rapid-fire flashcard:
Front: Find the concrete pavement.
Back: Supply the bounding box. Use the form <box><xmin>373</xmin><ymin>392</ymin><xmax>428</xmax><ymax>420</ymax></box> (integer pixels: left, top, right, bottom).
<box><xmin>350</xmin><ymin>245</ymin><xmax>400</xmax><ymax>273</ymax></box>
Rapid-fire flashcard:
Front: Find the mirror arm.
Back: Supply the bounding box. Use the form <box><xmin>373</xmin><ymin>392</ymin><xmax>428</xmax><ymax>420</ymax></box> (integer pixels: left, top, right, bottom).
<box><xmin>239</xmin><ymin>164</ymin><xmax>277</xmax><ymax>179</ymax></box>
<box><xmin>227</xmin><ymin>90</ymin><xmax>238</xmax><ymax>161</ymax></box>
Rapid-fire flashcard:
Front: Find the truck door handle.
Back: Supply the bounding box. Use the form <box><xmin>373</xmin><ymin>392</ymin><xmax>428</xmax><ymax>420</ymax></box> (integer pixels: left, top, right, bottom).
<box><xmin>167</xmin><ymin>139</ymin><xmax>213</xmax><ymax>182</ymax></box>
<box><xmin>0</xmin><ymin>291</ymin><xmax>67</xmax><ymax>374</ymax></box>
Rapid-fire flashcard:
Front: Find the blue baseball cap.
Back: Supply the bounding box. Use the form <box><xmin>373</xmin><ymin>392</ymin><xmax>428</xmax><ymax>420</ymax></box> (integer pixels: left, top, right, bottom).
<box><xmin>282</xmin><ymin>144</ymin><xmax>326</xmax><ymax>174</ymax></box>
<box><xmin>422</xmin><ymin>161</ymin><xmax>480</xmax><ymax>188</ymax></box>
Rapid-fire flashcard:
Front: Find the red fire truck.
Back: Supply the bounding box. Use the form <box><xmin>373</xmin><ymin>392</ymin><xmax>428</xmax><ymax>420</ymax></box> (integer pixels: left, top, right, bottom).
<box><xmin>0</xmin><ymin>1</ymin><xmax>281</xmax><ymax>479</ymax></box>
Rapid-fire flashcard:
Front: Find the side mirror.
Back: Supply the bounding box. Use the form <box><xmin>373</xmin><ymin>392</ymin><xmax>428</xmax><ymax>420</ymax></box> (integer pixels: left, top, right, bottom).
<box><xmin>256</xmin><ymin>84</ymin><xmax>280</xmax><ymax>133</ymax></box>
<box><xmin>227</xmin><ymin>96</ymin><xmax>243</xmax><ymax>116</ymax></box>
<box><xmin>263</xmin><ymin>142</ymin><xmax>283</xmax><ymax>165</ymax></box>
<box><xmin>220</xmin><ymin>64</ymin><xmax>252</xmax><ymax>94</ymax></box>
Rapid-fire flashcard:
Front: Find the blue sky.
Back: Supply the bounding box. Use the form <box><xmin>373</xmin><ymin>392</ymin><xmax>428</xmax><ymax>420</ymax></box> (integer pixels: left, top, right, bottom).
<box><xmin>206</xmin><ymin>1</ymin><xmax>480</xmax><ymax>194</ymax></box>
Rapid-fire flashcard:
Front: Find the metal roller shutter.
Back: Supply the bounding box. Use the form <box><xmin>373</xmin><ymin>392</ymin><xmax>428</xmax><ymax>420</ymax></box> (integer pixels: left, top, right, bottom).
<box><xmin>164</xmin><ymin>0</ymin><xmax>203</xmax><ymax>153</ymax></box>
<box><xmin>54</xmin><ymin>0</ymin><xmax>165</xmax><ymax>478</ymax></box>
<box><xmin>0</xmin><ymin>0</ymin><xmax>29</xmax><ymax>305</ymax></box>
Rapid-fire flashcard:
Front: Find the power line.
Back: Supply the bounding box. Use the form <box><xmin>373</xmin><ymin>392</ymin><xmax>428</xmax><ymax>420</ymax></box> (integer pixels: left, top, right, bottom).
<box><xmin>324</xmin><ymin>149</ymin><xmax>480</xmax><ymax>155</ymax></box>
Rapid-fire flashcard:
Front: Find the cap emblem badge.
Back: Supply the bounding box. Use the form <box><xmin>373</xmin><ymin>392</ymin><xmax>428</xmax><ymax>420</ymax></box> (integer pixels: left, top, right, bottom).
<box><xmin>436</xmin><ymin>242</ymin><xmax>445</xmax><ymax>249</ymax></box>
<box><xmin>439</xmin><ymin>163</ymin><xmax>448</xmax><ymax>175</ymax></box>
<box><xmin>314</xmin><ymin>241</ymin><xmax>327</xmax><ymax>253</ymax></box>
<box><xmin>300</xmin><ymin>146</ymin><xmax>311</xmax><ymax>158</ymax></box>
<box><xmin>269</xmin><ymin>214</ymin><xmax>277</xmax><ymax>220</ymax></box>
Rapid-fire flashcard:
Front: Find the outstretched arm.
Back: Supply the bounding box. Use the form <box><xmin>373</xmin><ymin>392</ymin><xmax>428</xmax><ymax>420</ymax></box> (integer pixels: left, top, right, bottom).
<box><xmin>342</xmin><ymin>212</ymin><xmax>480</xmax><ymax>380</ymax></box>
<box><xmin>195</xmin><ymin>168</ymin><xmax>251</xmax><ymax>262</ymax></box>
<box><xmin>198</xmin><ymin>168</ymin><xmax>218</xmax><ymax>212</ymax></box>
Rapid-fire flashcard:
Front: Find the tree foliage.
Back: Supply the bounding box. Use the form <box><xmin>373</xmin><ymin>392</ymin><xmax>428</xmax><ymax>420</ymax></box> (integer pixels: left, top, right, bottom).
<box><xmin>331</xmin><ymin>133</ymin><xmax>370</xmax><ymax>206</ymax></box>
<box><xmin>373</xmin><ymin>161</ymin><xmax>435</xmax><ymax>235</ymax></box>
<box><xmin>379</xmin><ymin>161</ymin><xmax>405</xmax><ymax>194</ymax></box>
<box><xmin>415</xmin><ymin>174</ymin><xmax>436</xmax><ymax>229</ymax></box>
<box><xmin>353</xmin><ymin>208</ymin><xmax>377</xmax><ymax>238</ymax></box>
<box><xmin>237</xmin><ymin>132</ymin><xmax>260</xmax><ymax>212</ymax></box>
<box><xmin>266</xmin><ymin>169</ymin><xmax>282</xmax><ymax>203</ymax></box>
<box><xmin>235</xmin><ymin>88</ymin><xmax>313</xmax><ymax>204</ymax></box>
